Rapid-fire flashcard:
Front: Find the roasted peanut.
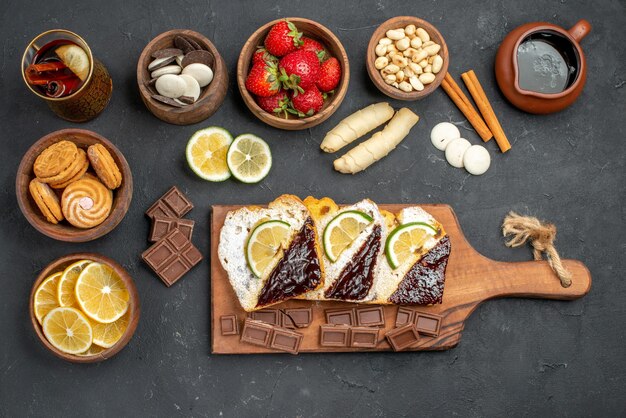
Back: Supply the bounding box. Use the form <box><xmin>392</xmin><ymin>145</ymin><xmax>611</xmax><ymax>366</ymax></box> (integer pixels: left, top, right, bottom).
<box><xmin>386</xmin><ymin>44</ymin><xmax>398</xmax><ymax>54</ymax></box>
<box><xmin>424</xmin><ymin>44</ymin><xmax>441</xmax><ymax>56</ymax></box>
<box><xmin>409</xmin><ymin>62</ymin><xmax>423</xmax><ymax>74</ymax></box>
<box><xmin>422</xmin><ymin>40</ymin><xmax>435</xmax><ymax>47</ymax></box>
<box><xmin>382</xmin><ymin>64</ymin><xmax>400</xmax><ymax>74</ymax></box>
<box><xmin>411</xmin><ymin>49</ymin><xmax>428</xmax><ymax>63</ymax></box>
<box><xmin>392</xmin><ymin>81</ymin><xmax>399</xmax><ymax>88</ymax></box>
<box><xmin>404</xmin><ymin>67</ymin><xmax>415</xmax><ymax>77</ymax></box>
<box><xmin>410</xmin><ymin>37</ymin><xmax>422</xmax><ymax>49</ymax></box>
<box><xmin>419</xmin><ymin>72</ymin><xmax>436</xmax><ymax>84</ymax></box>
<box><xmin>386</xmin><ymin>29</ymin><xmax>405</xmax><ymax>40</ymax></box>
<box><xmin>403</xmin><ymin>47</ymin><xmax>417</xmax><ymax>57</ymax></box>
<box><xmin>409</xmin><ymin>75</ymin><xmax>424</xmax><ymax>91</ymax></box>
<box><xmin>375</xmin><ymin>44</ymin><xmax>387</xmax><ymax>57</ymax></box>
<box><xmin>383</xmin><ymin>73</ymin><xmax>396</xmax><ymax>85</ymax></box>
<box><xmin>424</xmin><ymin>64</ymin><xmax>432</xmax><ymax>73</ymax></box>
<box><xmin>404</xmin><ymin>24</ymin><xmax>416</xmax><ymax>36</ymax></box>
<box><xmin>432</xmin><ymin>55</ymin><xmax>443</xmax><ymax>73</ymax></box>
<box><xmin>391</xmin><ymin>54</ymin><xmax>407</xmax><ymax>67</ymax></box>
<box><xmin>396</xmin><ymin>70</ymin><xmax>405</xmax><ymax>82</ymax></box>
<box><xmin>418</xmin><ymin>59</ymin><xmax>429</xmax><ymax>68</ymax></box>
<box><xmin>416</xmin><ymin>27</ymin><xmax>430</xmax><ymax>42</ymax></box>
<box><xmin>378</xmin><ymin>37</ymin><xmax>393</xmax><ymax>46</ymax></box>
<box><xmin>398</xmin><ymin>81</ymin><xmax>413</xmax><ymax>92</ymax></box>
<box><xmin>395</xmin><ymin>37</ymin><xmax>410</xmax><ymax>51</ymax></box>
<box><xmin>375</xmin><ymin>56</ymin><xmax>389</xmax><ymax>69</ymax></box>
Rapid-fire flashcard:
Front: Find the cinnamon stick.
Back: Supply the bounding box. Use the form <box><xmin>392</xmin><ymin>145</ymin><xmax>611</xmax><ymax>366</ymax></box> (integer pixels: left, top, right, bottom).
<box><xmin>441</xmin><ymin>74</ymin><xmax>493</xmax><ymax>142</ymax></box>
<box><xmin>461</xmin><ymin>70</ymin><xmax>511</xmax><ymax>153</ymax></box>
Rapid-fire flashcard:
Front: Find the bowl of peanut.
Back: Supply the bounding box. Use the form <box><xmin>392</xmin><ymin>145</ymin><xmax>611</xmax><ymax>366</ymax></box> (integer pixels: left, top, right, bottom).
<box><xmin>366</xmin><ymin>16</ymin><xmax>449</xmax><ymax>100</ymax></box>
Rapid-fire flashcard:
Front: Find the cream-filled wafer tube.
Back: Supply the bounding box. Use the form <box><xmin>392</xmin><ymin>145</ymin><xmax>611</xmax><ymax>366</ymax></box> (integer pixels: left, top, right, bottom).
<box><xmin>320</xmin><ymin>102</ymin><xmax>395</xmax><ymax>153</ymax></box>
<box><xmin>333</xmin><ymin>108</ymin><xmax>419</xmax><ymax>174</ymax></box>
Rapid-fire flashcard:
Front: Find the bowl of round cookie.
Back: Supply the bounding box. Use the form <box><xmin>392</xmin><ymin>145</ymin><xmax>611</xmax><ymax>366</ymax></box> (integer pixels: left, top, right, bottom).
<box><xmin>137</xmin><ymin>29</ymin><xmax>228</xmax><ymax>125</ymax></box>
<box><xmin>16</xmin><ymin>128</ymin><xmax>133</xmax><ymax>242</ymax></box>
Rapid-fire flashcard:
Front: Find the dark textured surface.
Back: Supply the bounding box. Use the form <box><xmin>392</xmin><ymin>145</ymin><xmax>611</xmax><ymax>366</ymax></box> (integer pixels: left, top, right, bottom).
<box><xmin>1</xmin><ymin>0</ymin><xmax>624</xmax><ymax>416</ymax></box>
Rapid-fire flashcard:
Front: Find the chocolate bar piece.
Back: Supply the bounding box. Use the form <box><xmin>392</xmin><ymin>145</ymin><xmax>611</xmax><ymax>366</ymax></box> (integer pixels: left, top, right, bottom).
<box><xmin>281</xmin><ymin>312</ymin><xmax>296</xmax><ymax>329</ymax></box>
<box><xmin>414</xmin><ymin>312</ymin><xmax>443</xmax><ymax>337</ymax></box>
<box><xmin>325</xmin><ymin>308</ymin><xmax>356</xmax><ymax>325</ymax></box>
<box><xmin>241</xmin><ymin>319</ymin><xmax>273</xmax><ymax>347</ymax></box>
<box><xmin>249</xmin><ymin>309</ymin><xmax>281</xmax><ymax>326</ymax></box>
<box><xmin>146</xmin><ymin>186</ymin><xmax>193</xmax><ymax>219</ymax></box>
<box><xmin>395</xmin><ymin>307</ymin><xmax>415</xmax><ymax>327</ymax></box>
<box><xmin>284</xmin><ymin>308</ymin><xmax>312</xmax><ymax>328</ymax></box>
<box><xmin>356</xmin><ymin>306</ymin><xmax>385</xmax><ymax>327</ymax></box>
<box><xmin>149</xmin><ymin>215</ymin><xmax>195</xmax><ymax>242</ymax></box>
<box><xmin>320</xmin><ymin>325</ymin><xmax>350</xmax><ymax>347</ymax></box>
<box><xmin>141</xmin><ymin>228</ymin><xmax>203</xmax><ymax>286</ymax></box>
<box><xmin>220</xmin><ymin>315</ymin><xmax>239</xmax><ymax>336</ymax></box>
<box><xmin>349</xmin><ymin>327</ymin><xmax>379</xmax><ymax>348</ymax></box>
<box><xmin>270</xmin><ymin>328</ymin><xmax>303</xmax><ymax>354</ymax></box>
<box><xmin>385</xmin><ymin>323</ymin><xmax>420</xmax><ymax>351</ymax></box>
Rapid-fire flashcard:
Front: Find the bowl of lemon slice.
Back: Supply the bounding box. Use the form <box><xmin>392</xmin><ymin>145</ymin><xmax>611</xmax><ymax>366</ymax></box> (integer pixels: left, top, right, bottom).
<box><xmin>30</xmin><ymin>253</ymin><xmax>140</xmax><ymax>363</ymax></box>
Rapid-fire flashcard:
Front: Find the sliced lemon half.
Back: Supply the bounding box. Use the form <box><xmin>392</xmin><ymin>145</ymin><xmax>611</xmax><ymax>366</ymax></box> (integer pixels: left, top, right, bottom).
<box><xmin>34</xmin><ymin>272</ymin><xmax>62</xmax><ymax>325</ymax></box>
<box><xmin>58</xmin><ymin>259</ymin><xmax>91</xmax><ymax>307</ymax></box>
<box><xmin>385</xmin><ymin>222</ymin><xmax>438</xmax><ymax>269</ymax></box>
<box><xmin>91</xmin><ymin>310</ymin><xmax>130</xmax><ymax>348</ymax></box>
<box><xmin>245</xmin><ymin>220</ymin><xmax>291</xmax><ymax>278</ymax></box>
<box><xmin>55</xmin><ymin>44</ymin><xmax>90</xmax><ymax>81</ymax></box>
<box><xmin>323</xmin><ymin>210</ymin><xmax>373</xmax><ymax>262</ymax></box>
<box><xmin>186</xmin><ymin>127</ymin><xmax>233</xmax><ymax>182</ymax></box>
<box><xmin>42</xmin><ymin>307</ymin><xmax>93</xmax><ymax>354</ymax></box>
<box><xmin>226</xmin><ymin>134</ymin><xmax>272</xmax><ymax>183</ymax></box>
<box><xmin>75</xmin><ymin>262</ymin><xmax>129</xmax><ymax>324</ymax></box>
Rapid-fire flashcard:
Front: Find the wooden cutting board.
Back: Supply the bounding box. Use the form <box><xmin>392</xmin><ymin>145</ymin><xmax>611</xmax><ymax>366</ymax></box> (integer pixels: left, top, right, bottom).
<box><xmin>210</xmin><ymin>204</ymin><xmax>591</xmax><ymax>354</ymax></box>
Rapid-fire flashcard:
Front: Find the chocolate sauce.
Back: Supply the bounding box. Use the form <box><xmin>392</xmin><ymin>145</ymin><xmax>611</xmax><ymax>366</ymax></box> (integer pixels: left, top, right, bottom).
<box><xmin>256</xmin><ymin>218</ymin><xmax>322</xmax><ymax>307</ymax></box>
<box><xmin>389</xmin><ymin>236</ymin><xmax>451</xmax><ymax>305</ymax></box>
<box><xmin>516</xmin><ymin>31</ymin><xmax>578</xmax><ymax>94</ymax></box>
<box><xmin>324</xmin><ymin>225</ymin><xmax>382</xmax><ymax>300</ymax></box>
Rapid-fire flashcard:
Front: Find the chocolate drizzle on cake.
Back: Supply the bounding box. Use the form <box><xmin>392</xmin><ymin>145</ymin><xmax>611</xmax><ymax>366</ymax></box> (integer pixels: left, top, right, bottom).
<box><xmin>256</xmin><ymin>217</ymin><xmax>322</xmax><ymax>307</ymax></box>
<box><xmin>389</xmin><ymin>236</ymin><xmax>451</xmax><ymax>305</ymax></box>
<box><xmin>325</xmin><ymin>225</ymin><xmax>382</xmax><ymax>301</ymax></box>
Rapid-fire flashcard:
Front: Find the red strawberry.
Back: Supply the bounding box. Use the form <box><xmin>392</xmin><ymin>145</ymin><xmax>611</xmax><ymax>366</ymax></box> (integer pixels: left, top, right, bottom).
<box><xmin>278</xmin><ymin>50</ymin><xmax>321</xmax><ymax>92</ymax></box>
<box><xmin>245</xmin><ymin>61</ymin><xmax>280</xmax><ymax>97</ymax></box>
<box><xmin>316</xmin><ymin>57</ymin><xmax>341</xmax><ymax>92</ymax></box>
<box><xmin>256</xmin><ymin>90</ymin><xmax>290</xmax><ymax>117</ymax></box>
<box><xmin>252</xmin><ymin>47</ymin><xmax>278</xmax><ymax>66</ymax></box>
<box><xmin>264</xmin><ymin>20</ymin><xmax>303</xmax><ymax>57</ymax></box>
<box><xmin>290</xmin><ymin>87</ymin><xmax>324</xmax><ymax>117</ymax></box>
<box><xmin>301</xmin><ymin>37</ymin><xmax>326</xmax><ymax>61</ymax></box>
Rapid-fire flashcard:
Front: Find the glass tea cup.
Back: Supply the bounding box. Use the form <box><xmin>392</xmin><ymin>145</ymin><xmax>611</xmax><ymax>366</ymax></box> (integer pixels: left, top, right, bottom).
<box><xmin>21</xmin><ymin>29</ymin><xmax>113</xmax><ymax>122</ymax></box>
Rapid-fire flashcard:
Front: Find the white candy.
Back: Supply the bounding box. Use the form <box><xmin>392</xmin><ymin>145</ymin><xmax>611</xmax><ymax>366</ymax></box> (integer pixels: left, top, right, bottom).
<box><xmin>155</xmin><ymin>74</ymin><xmax>186</xmax><ymax>98</ymax></box>
<box><xmin>463</xmin><ymin>145</ymin><xmax>491</xmax><ymax>175</ymax></box>
<box><xmin>148</xmin><ymin>56</ymin><xmax>173</xmax><ymax>71</ymax></box>
<box><xmin>430</xmin><ymin>122</ymin><xmax>461</xmax><ymax>151</ymax></box>
<box><xmin>179</xmin><ymin>74</ymin><xmax>201</xmax><ymax>101</ymax></box>
<box><xmin>151</xmin><ymin>65</ymin><xmax>181</xmax><ymax>78</ymax></box>
<box><xmin>445</xmin><ymin>138</ymin><xmax>471</xmax><ymax>168</ymax></box>
<box><xmin>182</xmin><ymin>63</ymin><xmax>213</xmax><ymax>87</ymax></box>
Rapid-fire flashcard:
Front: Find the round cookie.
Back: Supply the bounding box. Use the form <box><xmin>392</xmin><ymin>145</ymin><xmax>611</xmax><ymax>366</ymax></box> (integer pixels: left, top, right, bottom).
<box><xmin>87</xmin><ymin>144</ymin><xmax>122</xmax><ymax>189</ymax></box>
<box><xmin>29</xmin><ymin>179</ymin><xmax>64</xmax><ymax>224</ymax></box>
<box><xmin>48</xmin><ymin>148</ymin><xmax>89</xmax><ymax>188</ymax></box>
<box><xmin>445</xmin><ymin>138</ymin><xmax>471</xmax><ymax>168</ymax></box>
<box><xmin>34</xmin><ymin>140</ymin><xmax>78</xmax><ymax>180</ymax></box>
<box><xmin>61</xmin><ymin>175</ymin><xmax>113</xmax><ymax>228</ymax></box>
<box><xmin>463</xmin><ymin>145</ymin><xmax>491</xmax><ymax>175</ymax></box>
<box><xmin>430</xmin><ymin>122</ymin><xmax>461</xmax><ymax>151</ymax></box>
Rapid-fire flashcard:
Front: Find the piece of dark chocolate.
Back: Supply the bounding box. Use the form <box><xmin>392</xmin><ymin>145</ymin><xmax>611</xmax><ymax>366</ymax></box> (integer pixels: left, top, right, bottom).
<box><xmin>174</xmin><ymin>35</ymin><xmax>196</xmax><ymax>54</ymax></box>
<box><xmin>181</xmin><ymin>50</ymin><xmax>215</xmax><ymax>68</ymax></box>
<box><xmin>320</xmin><ymin>325</ymin><xmax>350</xmax><ymax>347</ymax></box>
<box><xmin>151</xmin><ymin>48</ymin><xmax>183</xmax><ymax>59</ymax></box>
<box><xmin>220</xmin><ymin>315</ymin><xmax>239</xmax><ymax>336</ymax></box>
<box><xmin>240</xmin><ymin>319</ymin><xmax>273</xmax><ymax>347</ymax></box>
<box><xmin>249</xmin><ymin>309</ymin><xmax>281</xmax><ymax>326</ymax></box>
<box><xmin>149</xmin><ymin>215</ymin><xmax>195</xmax><ymax>242</ymax></box>
<box><xmin>349</xmin><ymin>327</ymin><xmax>379</xmax><ymax>348</ymax></box>
<box><xmin>283</xmin><ymin>308</ymin><xmax>312</xmax><ymax>328</ymax></box>
<box><xmin>269</xmin><ymin>328</ymin><xmax>303</xmax><ymax>354</ymax></box>
<box><xmin>141</xmin><ymin>228</ymin><xmax>202</xmax><ymax>286</ymax></box>
<box><xmin>178</xmin><ymin>95</ymin><xmax>196</xmax><ymax>105</ymax></box>
<box><xmin>356</xmin><ymin>306</ymin><xmax>385</xmax><ymax>327</ymax></box>
<box><xmin>395</xmin><ymin>307</ymin><xmax>415</xmax><ymax>328</ymax></box>
<box><xmin>414</xmin><ymin>312</ymin><xmax>443</xmax><ymax>337</ymax></box>
<box><xmin>149</xmin><ymin>56</ymin><xmax>176</xmax><ymax>71</ymax></box>
<box><xmin>183</xmin><ymin>36</ymin><xmax>204</xmax><ymax>51</ymax></box>
<box><xmin>325</xmin><ymin>308</ymin><xmax>356</xmax><ymax>326</ymax></box>
<box><xmin>385</xmin><ymin>323</ymin><xmax>420</xmax><ymax>352</ymax></box>
<box><xmin>146</xmin><ymin>186</ymin><xmax>194</xmax><ymax>219</ymax></box>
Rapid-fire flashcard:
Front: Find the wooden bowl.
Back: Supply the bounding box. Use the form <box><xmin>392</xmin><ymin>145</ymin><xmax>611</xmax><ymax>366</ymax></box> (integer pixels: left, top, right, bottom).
<box><xmin>16</xmin><ymin>129</ymin><xmax>133</xmax><ymax>242</ymax></box>
<box><xmin>29</xmin><ymin>253</ymin><xmax>140</xmax><ymax>363</ymax></box>
<box><xmin>366</xmin><ymin>16</ymin><xmax>449</xmax><ymax>101</ymax></box>
<box><xmin>237</xmin><ymin>17</ymin><xmax>350</xmax><ymax>130</ymax></box>
<box><xmin>137</xmin><ymin>29</ymin><xmax>228</xmax><ymax>125</ymax></box>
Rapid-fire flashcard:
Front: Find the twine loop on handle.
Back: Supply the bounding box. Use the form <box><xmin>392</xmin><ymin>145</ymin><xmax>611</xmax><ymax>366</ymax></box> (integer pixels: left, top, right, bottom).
<box><xmin>502</xmin><ymin>212</ymin><xmax>572</xmax><ymax>288</ymax></box>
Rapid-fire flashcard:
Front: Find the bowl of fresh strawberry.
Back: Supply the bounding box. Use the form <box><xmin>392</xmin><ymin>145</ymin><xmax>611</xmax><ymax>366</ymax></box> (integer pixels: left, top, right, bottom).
<box><xmin>237</xmin><ymin>18</ymin><xmax>349</xmax><ymax>130</ymax></box>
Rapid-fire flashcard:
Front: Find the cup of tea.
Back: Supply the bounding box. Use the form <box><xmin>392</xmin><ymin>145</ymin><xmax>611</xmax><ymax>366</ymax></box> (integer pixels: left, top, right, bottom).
<box><xmin>21</xmin><ymin>29</ymin><xmax>113</xmax><ymax>122</ymax></box>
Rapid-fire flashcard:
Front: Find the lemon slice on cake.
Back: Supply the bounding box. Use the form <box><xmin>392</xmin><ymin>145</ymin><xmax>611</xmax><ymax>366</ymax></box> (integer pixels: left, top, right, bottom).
<box><xmin>42</xmin><ymin>307</ymin><xmax>93</xmax><ymax>354</ymax></box>
<box><xmin>186</xmin><ymin>127</ymin><xmax>233</xmax><ymax>182</ymax></box>
<box><xmin>226</xmin><ymin>134</ymin><xmax>272</xmax><ymax>183</ymax></box>
<box><xmin>34</xmin><ymin>272</ymin><xmax>62</xmax><ymax>325</ymax></box>
<box><xmin>385</xmin><ymin>222</ymin><xmax>438</xmax><ymax>269</ymax></box>
<box><xmin>75</xmin><ymin>262</ymin><xmax>129</xmax><ymax>323</ymax></box>
<box><xmin>245</xmin><ymin>220</ymin><xmax>291</xmax><ymax>278</ymax></box>
<box><xmin>323</xmin><ymin>210</ymin><xmax>373</xmax><ymax>262</ymax></box>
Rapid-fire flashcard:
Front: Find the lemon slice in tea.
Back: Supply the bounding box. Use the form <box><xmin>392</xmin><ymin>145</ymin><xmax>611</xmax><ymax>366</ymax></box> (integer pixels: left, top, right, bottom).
<box><xmin>385</xmin><ymin>222</ymin><xmax>438</xmax><ymax>269</ymax></box>
<box><xmin>186</xmin><ymin>127</ymin><xmax>233</xmax><ymax>182</ymax></box>
<box><xmin>322</xmin><ymin>210</ymin><xmax>373</xmax><ymax>262</ymax></box>
<box><xmin>226</xmin><ymin>134</ymin><xmax>272</xmax><ymax>183</ymax></box>
<box><xmin>55</xmin><ymin>44</ymin><xmax>90</xmax><ymax>81</ymax></box>
<box><xmin>245</xmin><ymin>220</ymin><xmax>291</xmax><ymax>278</ymax></box>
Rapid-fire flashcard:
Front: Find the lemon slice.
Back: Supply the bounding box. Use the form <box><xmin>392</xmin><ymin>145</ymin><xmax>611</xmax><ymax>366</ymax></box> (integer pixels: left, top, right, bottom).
<box><xmin>75</xmin><ymin>262</ymin><xmax>130</xmax><ymax>323</ymax></box>
<box><xmin>385</xmin><ymin>222</ymin><xmax>438</xmax><ymax>269</ymax></box>
<box><xmin>34</xmin><ymin>272</ymin><xmax>62</xmax><ymax>325</ymax></box>
<box><xmin>58</xmin><ymin>260</ymin><xmax>91</xmax><ymax>307</ymax></box>
<box><xmin>186</xmin><ymin>127</ymin><xmax>233</xmax><ymax>182</ymax></box>
<box><xmin>91</xmin><ymin>310</ymin><xmax>129</xmax><ymax>348</ymax></box>
<box><xmin>77</xmin><ymin>344</ymin><xmax>105</xmax><ymax>356</ymax></box>
<box><xmin>245</xmin><ymin>220</ymin><xmax>291</xmax><ymax>278</ymax></box>
<box><xmin>42</xmin><ymin>307</ymin><xmax>93</xmax><ymax>354</ymax></box>
<box><xmin>55</xmin><ymin>44</ymin><xmax>90</xmax><ymax>81</ymax></box>
<box><xmin>322</xmin><ymin>210</ymin><xmax>373</xmax><ymax>262</ymax></box>
<box><xmin>226</xmin><ymin>134</ymin><xmax>272</xmax><ymax>183</ymax></box>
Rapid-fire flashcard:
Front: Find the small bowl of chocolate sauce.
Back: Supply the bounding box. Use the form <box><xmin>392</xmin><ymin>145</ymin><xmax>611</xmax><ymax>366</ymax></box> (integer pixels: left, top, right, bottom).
<box><xmin>495</xmin><ymin>19</ymin><xmax>591</xmax><ymax>114</ymax></box>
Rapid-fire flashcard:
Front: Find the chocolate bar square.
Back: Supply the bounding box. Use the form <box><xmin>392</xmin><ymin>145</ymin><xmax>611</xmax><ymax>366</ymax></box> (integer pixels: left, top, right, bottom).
<box><xmin>414</xmin><ymin>312</ymin><xmax>443</xmax><ymax>337</ymax></box>
<box><xmin>320</xmin><ymin>325</ymin><xmax>350</xmax><ymax>347</ymax></box>
<box><xmin>270</xmin><ymin>328</ymin><xmax>303</xmax><ymax>354</ymax></box>
<box><xmin>149</xmin><ymin>216</ymin><xmax>195</xmax><ymax>242</ymax></box>
<box><xmin>281</xmin><ymin>312</ymin><xmax>296</xmax><ymax>329</ymax></box>
<box><xmin>325</xmin><ymin>308</ymin><xmax>356</xmax><ymax>326</ymax></box>
<box><xmin>146</xmin><ymin>186</ymin><xmax>193</xmax><ymax>219</ymax></box>
<box><xmin>356</xmin><ymin>306</ymin><xmax>385</xmax><ymax>327</ymax></box>
<box><xmin>385</xmin><ymin>323</ymin><xmax>420</xmax><ymax>352</ymax></box>
<box><xmin>220</xmin><ymin>315</ymin><xmax>239</xmax><ymax>336</ymax></box>
<box><xmin>395</xmin><ymin>307</ymin><xmax>415</xmax><ymax>327</ymax></box>
<box><xmin>142</xmin><ymin>229</ymin><xmax>203</xmax><ymax>287</ymax></box>
<box><xmin>349</xmin><ymin>327</ymin><xmax>379</xmax><ymax>348</ymax></box>
<box><xmin>241</xmin><ymin>319</ymin><xmax>273</xmax><ymax>347</ymax></box>
<box><xmin>249</xmin><ymin>309</ymin><xmax>281</xmax><ymax>326</ymax></box>
<box><xmin>284</xmin><ymin>308</ymin><xmax>312</xmax><ymax>328</ymax></box>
